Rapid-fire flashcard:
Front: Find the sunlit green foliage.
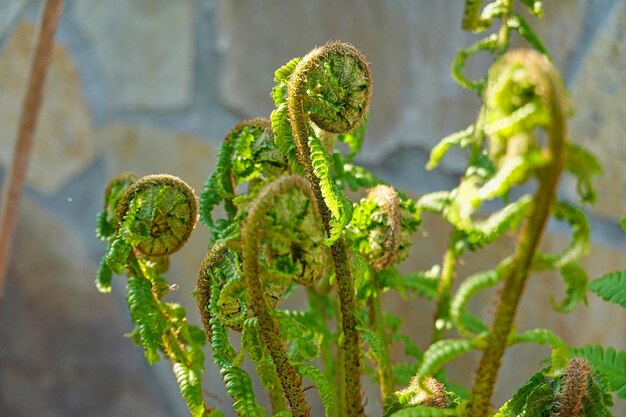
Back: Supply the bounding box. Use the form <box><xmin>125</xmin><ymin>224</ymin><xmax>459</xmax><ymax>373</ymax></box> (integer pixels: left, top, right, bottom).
<box><xmin>94</xmin><ymin>2</ymin><xmax>623</xmax><ymax>416</ymax></box>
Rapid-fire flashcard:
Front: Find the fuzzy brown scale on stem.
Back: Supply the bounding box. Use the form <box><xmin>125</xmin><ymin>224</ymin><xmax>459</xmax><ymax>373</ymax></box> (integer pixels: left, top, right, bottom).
<box><xmin>367</xmin><ymin>185</ymin><xmax>402</xmax><ymax>271</ymax></box>
<box><xmin>465</xmin><ymin>49</ymin><xmax>568</xmax><ymax>417</ymax></box>
<box><xmin>556</xmin><ymin>358</ymin><xmax>592</xmax><ymax>417</ymax></box>
<box><xmin>196</xmin><ymin>243</ymin><xmax>226</xmax><ymax>342</ymax></box>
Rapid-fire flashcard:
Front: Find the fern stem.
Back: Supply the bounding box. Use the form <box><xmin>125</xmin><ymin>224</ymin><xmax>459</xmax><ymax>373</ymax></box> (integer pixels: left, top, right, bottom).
<box><xmin>288</xmin><ymin>41</ymin><xmax>371</xmax><ymax>417</ymax></box>
<box><xmin>497</xmin><ymin>0</ymin><xmax>515</xmax><ymax>51</ymax></box>
<box><xmin>242</xmin><ymin>176</ymin><xmax>314</xmax><ymax>417</ymax></box>
<box><xmin>464</xmin><ymin>50</ymin><xmax>567</xmax><ymax>417</ymax></box>
<box><xmin>368</xmin><ymin>274</ymin><xmax>394</xmax><ymax>402</ymax></box>
<box><xmin>0</xmin><ymin>0</ymin><xmax>64</xmax><ymax>299</ymax></box>
<box><xmin>431</xmin><ymin>233</ymin><xmax>461</xmax><ymax>343</ymax></box>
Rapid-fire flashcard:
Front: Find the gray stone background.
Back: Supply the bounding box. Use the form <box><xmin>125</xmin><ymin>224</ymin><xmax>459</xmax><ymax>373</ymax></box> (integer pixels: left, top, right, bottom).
<box><xmin>0</xmin><ymin>0</ymin><xmax>625</xmax><ymax>416</ymax></box>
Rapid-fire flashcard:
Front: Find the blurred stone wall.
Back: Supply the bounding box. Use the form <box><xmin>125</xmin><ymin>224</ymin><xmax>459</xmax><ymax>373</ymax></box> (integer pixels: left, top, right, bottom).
<box><xmin>0</xmin><ymin>1</ymin><xmax>624</xmax><ymax>416</ymax></box>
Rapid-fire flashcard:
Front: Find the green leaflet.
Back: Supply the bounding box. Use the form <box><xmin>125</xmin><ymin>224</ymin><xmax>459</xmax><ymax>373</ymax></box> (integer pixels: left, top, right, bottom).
<box><xmin>270</xmin><ymin>57</ymin><xmax>303</xmax><ymax>175</ymax></box>
<box><xmin>309</xmin><ymin>134</ymin><xmax>353</xmax><ymax>244</ymax></box>
<box><xmin>426</xmin><ymin>125</ymin><xmax>474</xmax><ymax>171</ymax></box>
<box><xmin>377</xmin><ymin>266</ymin><xmax>440</xmax><ymax>300</ymax></box>
<box><xmin>463</xmin><ymin>196</ymin><xmax>532</xmax><ymax>250</ymax></box>
<box><xmin>209</xmin><ymin>277</ymin><xmax>266</xmax><ymax>416</ymax></box>
<box><xmin>588</xmin><ymin>269</ymin><xmax>626</xmax><ymax>309</ymax></box>
<box><xmin>297</xmin><ymin>364</ymin><xmax>336</xmax><ymax>416</ymax></box>
<box><xmin>200</xmin><ymin>138</ymin><xmax>234</xmax><ymax>228</ymax></box>
<box><xmin>126</xmin><ymin>274</ymin><xmax>166</xmax><ymax>364</ymax></box>
<box><xmin>173</xmin><ymin>362</ymin><xmax>208</xmax><ymax>417</ymax></box>
<box><xmin>509</xmin><ymin>328</ymin><xmax>569</xmax><ymax>374</ymax></box>
<box><xmin>105</xmin><ymin>237</ymin><xmax>132</xmax><ymax>275</ymax></box>
<box><xmin>570</xmin><ymin>345</ymin><xmax>626</xmax><ymax>399</ymax></box>
<box><xmin>96</xmin><ymin>256</ymin><xmax>113</xmax><ymax>293</ymax></box>
<box><xmin>338</xmin><ymin>122</ymin><xmax>367</xmax><ymax>162</ymax></box>
<box><xmin>620</xmin><ymin>217</ymin><xmax>626</xmax><ymax>233</ymax></box>
<box><xmin>416</xmin><ymin>192</ymin><xmax>452</xmax><ymax>215</ymax></box>
<box><xmin>359</xmin><ymin>326</ymin><xmax>386</xmax><ymax>367</ymax></box>
<box><xmin>417</xmin><ymin>339</ymin><xmax>476</xmax><ymax>385</ymax></box>
<box><xmin>565</xmin><ymin>142</ymin><xmax>603</xmax><ymax>204</ymax></box>
<box><xmin>275</xmin><ymin>310</ymin><xmax>321</xmax><ymax>362</ymax></box>
<box><xmin>450</xmin><ymin>261</ymin><xmax>508</xmax><ymax>337</ymax></box>
<box><xmin>388</xmin><ymin>406</ymin><xmax>458</xmax><ymax>417</ymax></box>
<box><xmin>495</xmin><ymin>369</ymin><xmax>550</xmax><ymax>417</ymax></box>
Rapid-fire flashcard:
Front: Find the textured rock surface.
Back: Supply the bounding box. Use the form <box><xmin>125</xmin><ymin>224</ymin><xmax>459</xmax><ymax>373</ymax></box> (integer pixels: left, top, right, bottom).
<box><xmin>0</xmin><ymin>199</ymin><xmax>170</xmax><ymax>417</ymax></box>
<box><xmin>569</xmin><ymin>2</ymin><xmax>626</xmax><ymax>220</ymax></box>
<box><xmin>216</xmin><ymin>0</ymin><xmax>586</xmax><ymax>167</ymax></box>
<box><xmin>0</xmin><ymin>21</ymin><xmax>94</xmax><ymax>193</ymax></box>
<box><xmin>72</xmin><ymin>0</ymin><xmax>194</xmax><ymax>111</ymax></box>
<box><xmin>0</xmin><ymin>0</ymin><xmax>30</xmax><ymax>39</ymax></box>
<box><xmin>96</xmin><ymin>123</ymin><xmax>216</xmax><ymax>192</ymax></box>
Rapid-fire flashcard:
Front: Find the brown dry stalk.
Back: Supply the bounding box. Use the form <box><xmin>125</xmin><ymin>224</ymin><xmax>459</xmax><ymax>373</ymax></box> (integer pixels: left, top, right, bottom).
<box><xmin>0</xmin><ymin>0</ymin><xmax>65</xmax><ymax>299</ymax></box>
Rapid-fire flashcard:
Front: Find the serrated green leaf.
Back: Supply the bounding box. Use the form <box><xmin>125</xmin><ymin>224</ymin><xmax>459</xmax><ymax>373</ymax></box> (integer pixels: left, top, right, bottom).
<box><xmin>297</xmin><ymin>364</ymin><xmax>335</xmax><ymax>416</ymax></box>
<box><xmin>589</xmin><ymin>270</ymin><xmax>626</xmax><ymax>309</ymax></box>
<box><xmin>417</xmin><ymin>339</ymin><xmax>476</xmax><ymax>384</ymax></box>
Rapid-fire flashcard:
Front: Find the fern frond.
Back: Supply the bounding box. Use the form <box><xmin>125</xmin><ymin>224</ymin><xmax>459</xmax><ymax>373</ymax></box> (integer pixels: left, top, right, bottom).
<box><xmin>200</xmin><ymin>139</ymin><xmax>234</xmax><ymax>228</ymax></box>
<box><xmin>469</xmin><ymin>195</ymin><xmax>532</xmax><ymax>248</ymax></box>
<box><xmin>494</xmin><ymin>369</ymin><xmax>550</xmax><ymax>417</ymax></box>
<box><xmin>388</xmin><ymin>406</ymin><xmax>458</xmax><ymax>417</ymax></box>
<box><xmin>105</xmin><ymin>237</ymin><xmax>132</xmax><ymax>275</ymax></box>
<box><xmin>450</xmin><ymin>261</ymin><xmax>508</xmax><ymax>337</ymax></box>
<box><xmin>426</xmin><ymin>125</ymin><xmax>474</xmax><ymax>171</ymax></box>
<box><xmin>173</xmin><ymin>362</ymin><xmax>208</xmax><ymax>417</ymax></box>
<box><xmin>416</xmin><ymin>191</ymin><xmax>452</xmax><ymax>215</ymax></box>
<box><xmin>309</xmin><ymin>135</ymin><xmax>353</xmax><ymax>244</ymax></box>
<box><xmin>565</xmin><ymin>142</ymin><xmax>603</xmax><ymax>204</ymax></box>
<box><xmin>297</xmin><ymin>364</ymin><xmax>336</xmax><ymax>416</ymax></box>
<box><xmin>588</xmin><ymin>270</ymin><xmax>626</xmax><ymax>309</ymax></box>
<box><xmin>509</xmin><ymin>328</ymin><xmax>569</xmax><ymax>374</ymax></box>
<box><xmin>570</xmin><ymin>345</ymin><xmax>626</xmax><ymax>399</ymax></box>
<box><xmin>96</xmin><ymin>255</ymin><xmax>113</xmax><ymax>293</ymax></box>
<box><xmin>126</xmin><ymin>274</ymin><xmax>166</xmax><ymax>364</ymax></box>
<box><xmin>417</xmin><ymin>339</ymin><xmax>476</xmax><ymax>384</ymax></box>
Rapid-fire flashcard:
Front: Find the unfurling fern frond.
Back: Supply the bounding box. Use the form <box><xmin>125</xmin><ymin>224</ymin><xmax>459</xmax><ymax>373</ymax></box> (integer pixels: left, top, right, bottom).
<box><xmin>588</xmin><ymin>270</ymin><xmax>626</xmax><ymax>309</ymax></box>
<box><xmin>564</xmin><ymin>142</ymin><xmax>603</xmax><ymax>204</ymax></box>
<box><xmin>450</xmin><ymin>260</ymin><xmax>509</xmax><ymax>337</ymax></box>
<box><xmin>570</xmin><ymin>345</ymin><xmax>626</xmax><ymax>399</ymax></box>
<box><xmin>200</xmin><ymin>118</ymin><xmax>288</xmax><ymax>234</ymax></box>
<box><xmin>509</xmin><ymin>328</ymin><xmax>569</xmax><ymax>374</ymax></box>
<box><xmin>384</xmin><ymin>376</ymin><xmax>455</xmax><ymax>417</ymax></box>
<box><xmin>309</xmin><ymin>134</ymin><xmax>353</xmax><ymax>244</ymax></box>
<box><xmin>417</xmin><ymin>339</ymin><xmax>477</xmax><ymax>386</ymax></box>
<box><xmin>426</xmin><ymin>125</ymin><xmax>474</xmax><ymax>171</ymax></box>
<box><xmin>496</xmin><ymin>358</ymin><xmax>613</xmax><ymax>417</ymax></box>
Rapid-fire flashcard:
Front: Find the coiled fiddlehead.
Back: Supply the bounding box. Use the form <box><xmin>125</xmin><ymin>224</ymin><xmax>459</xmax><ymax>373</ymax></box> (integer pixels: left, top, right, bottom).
<box><xmin>196</xmin><ymin>245</ymin><xmax>267</xmax><ymax>416</ymax></box>
<box><xmin>113</xmin><ymin>174</ymin><xmax>198</xmax><ymax>257</ymax></box>
<box><xmin>350</xmin><ymin>185</ymin><xmax>401</xmax><ymax>271</ymax></box>
<box><xmin>464</xmin><ymin>49</ymin><xmax>568</xmax><ymax>417</ymax></box>
<box><xmin>200</xmin><ymin>118</ymin><xmax>287</xmax><ymax>236</ymax></box>
<box><xmin>282</xmin><ymin>40</ymin><xmax>372</xmax><ymax>417</ymax></box>
<box><xmin>243</xmin><ymin>175</ymin><xmax>325</xmax><ymax>417</ymax></box>
<box><xmin>96</xmin><ymin>174</ymin><xmax>217</xmax><ymax>417</ymax></box>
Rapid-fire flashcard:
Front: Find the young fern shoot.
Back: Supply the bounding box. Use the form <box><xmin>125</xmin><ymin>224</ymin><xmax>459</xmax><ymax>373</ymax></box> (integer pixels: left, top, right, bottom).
<box><xmin>465</xmin><ymin>48</ymin><xmax>568</xmax><ymax>417</ymax></box>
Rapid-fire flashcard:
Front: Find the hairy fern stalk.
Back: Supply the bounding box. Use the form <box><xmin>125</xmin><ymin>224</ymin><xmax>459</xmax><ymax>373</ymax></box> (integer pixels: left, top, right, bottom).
<box><xmin>95</xmin><ymin>2</ymin><xmax>625</xmax><ymax>416</ymax></box>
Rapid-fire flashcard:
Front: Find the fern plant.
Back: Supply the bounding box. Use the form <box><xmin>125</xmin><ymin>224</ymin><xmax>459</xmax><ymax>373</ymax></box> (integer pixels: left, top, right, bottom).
<box><xmin>95</xmin><ymin>1</ymin><xmax>626</xmax><ymax>416</ymax></box>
